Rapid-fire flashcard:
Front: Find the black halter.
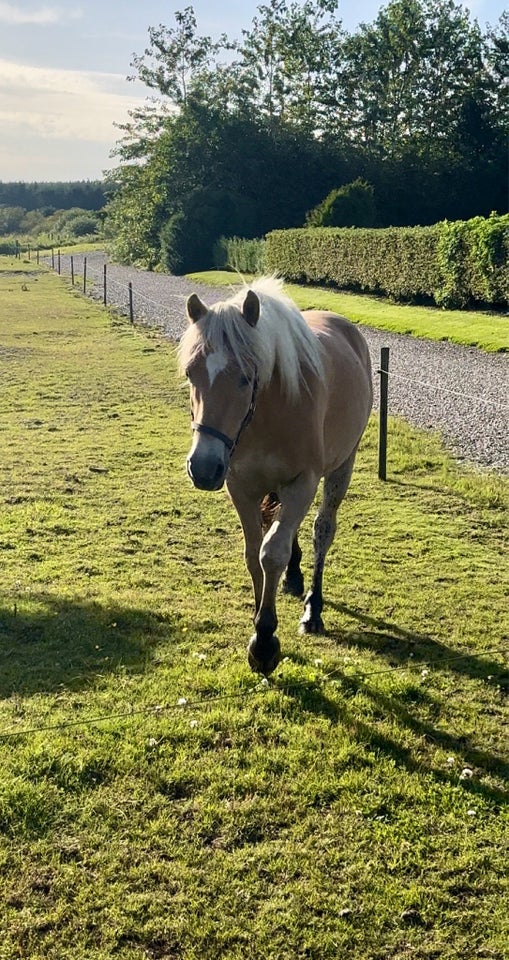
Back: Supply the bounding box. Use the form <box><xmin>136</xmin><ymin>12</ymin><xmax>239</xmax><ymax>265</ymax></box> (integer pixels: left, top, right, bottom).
<box><xmin>192</xmin><ymin>374</ymin><xmax>258</xmax><ymax>454</ymax></box>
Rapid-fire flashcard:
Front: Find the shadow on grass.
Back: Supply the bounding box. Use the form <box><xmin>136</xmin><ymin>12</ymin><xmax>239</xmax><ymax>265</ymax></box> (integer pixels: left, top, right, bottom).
<box><xmin>328</xmin><ymin>602</ymin><xmax>507</xmax><ymax>685</ymax></box>
<box><xmin>0</xmin><ymin>592</ymin><xmax>178</xmax><ymax>697</ymax></box>
<box><xmin>281</xmin><ymin>673</ymin><xmax>509</xmax><ymax>806</ymax></box>
<box><xmin>279</xmin><ymin>603</ymin><xmax>508</xmax><ymax>805</ymax></box>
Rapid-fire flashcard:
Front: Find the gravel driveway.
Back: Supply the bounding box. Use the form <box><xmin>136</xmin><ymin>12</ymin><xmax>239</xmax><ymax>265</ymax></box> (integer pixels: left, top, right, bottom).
<box><xmin>59</xmin><ymin>252</ymin><xmax>508</xmax><ymax>474</ymax></box>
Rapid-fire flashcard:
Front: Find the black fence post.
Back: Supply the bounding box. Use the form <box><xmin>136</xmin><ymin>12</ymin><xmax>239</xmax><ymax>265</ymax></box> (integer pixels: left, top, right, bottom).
<box><xmin>378</xmin><ymin>347</ymin><xmax>390</xmax><ymax>481</ymax></box>
<box><xmin>57</xmin><ymin>250</ymin><xmax>61</xmax><ymax>275</ymax></box>
<box><xmin>15</xmin><ymin>239</ymin><xmax>19</xmax><ymax>259</ymax></box>
<box><xmin>27</xmin><ymin>245</ymin><xmax>31</xmax><ymax>261</ymax></box>
<box><xmin>83</xmin><ymin>257</ymin><xmax>87</xmax><ymax>295</ymax></box>
<box><xmin>128</xmin><ymin>281</ymin><xmax>134</xmax><ymax>323</ymax></box>
<box><xmin>71</xmin><ymin>255</ymin><xmax>74</xmax><ymax>286</ymax></box>
<box><xmin>36</xmin><ymin>248</ymin><xmax>40</xmax><ymax>265</ymax></box>
<box><xmin>103</xmin><ymin>263</ymin><xmax>107</xmax><ymax>306</ymax></box>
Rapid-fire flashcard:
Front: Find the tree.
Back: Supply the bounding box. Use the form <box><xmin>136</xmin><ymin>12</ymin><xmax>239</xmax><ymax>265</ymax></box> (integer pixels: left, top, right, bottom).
<box><xmin>306</xmin><ymin>179</ymin><xmax>376</xmax><ymax>227</ymax></box>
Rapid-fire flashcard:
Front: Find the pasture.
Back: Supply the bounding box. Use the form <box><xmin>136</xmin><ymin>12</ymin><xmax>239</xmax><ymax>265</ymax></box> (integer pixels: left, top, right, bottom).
<box><xmin>0</xmin><ymin>257</ymin><xmax>507</xmax><ymax>959</ymax></box>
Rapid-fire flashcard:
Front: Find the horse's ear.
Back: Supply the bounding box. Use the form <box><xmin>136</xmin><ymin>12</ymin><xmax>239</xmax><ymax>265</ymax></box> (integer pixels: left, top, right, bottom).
<box><xmin>186</xmin><ymin>293</ymin><xmax>208</xmax><ymax>324</ymax></box>
<box><xmin>242</xmin><ymin>290</ymin><xmax>260</xmax><ymax>327</ymax></box>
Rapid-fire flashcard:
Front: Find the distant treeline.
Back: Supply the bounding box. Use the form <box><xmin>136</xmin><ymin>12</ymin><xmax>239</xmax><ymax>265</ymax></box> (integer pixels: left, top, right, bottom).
<box><xmin>0</xmin><ymin>180</ymin><xmax>108</xmax><ymax>213</ymax></box>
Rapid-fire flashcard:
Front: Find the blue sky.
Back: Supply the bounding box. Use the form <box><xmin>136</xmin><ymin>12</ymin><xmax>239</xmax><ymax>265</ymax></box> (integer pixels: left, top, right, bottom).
<box><xmin>0</xmin><ymin>0</ymin><xmax>505</xmax><ymax>182</ymax></box>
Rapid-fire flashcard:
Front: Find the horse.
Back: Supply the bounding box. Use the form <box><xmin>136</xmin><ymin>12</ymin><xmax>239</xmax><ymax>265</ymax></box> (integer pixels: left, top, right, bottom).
<box><xmin>179</xmin><ymin>277</ymin><xmax>373</xmax><ymax>675</ymax></box>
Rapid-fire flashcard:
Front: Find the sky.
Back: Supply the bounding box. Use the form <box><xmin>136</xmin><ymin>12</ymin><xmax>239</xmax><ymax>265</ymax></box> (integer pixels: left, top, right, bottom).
<box><xmin>0</xmin><ymin>0</ymin><xmax>505</xmax><ymax>183</ymax></box>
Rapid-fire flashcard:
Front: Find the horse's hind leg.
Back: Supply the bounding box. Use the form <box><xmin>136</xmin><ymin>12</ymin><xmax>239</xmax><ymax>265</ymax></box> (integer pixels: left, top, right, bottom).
<box><xmin>282</xmin><ymin>536</ymin><xmax>304</xmax><ymax>597</ymax></box>
<box><xmin>300</xmin><ymin>451</ymin><xmax>356</xmax><ymax>635</ymax></box>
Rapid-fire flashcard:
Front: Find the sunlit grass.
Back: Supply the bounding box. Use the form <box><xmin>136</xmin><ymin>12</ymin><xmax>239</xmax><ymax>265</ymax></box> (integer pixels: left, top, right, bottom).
<box><xmin>187</xmin><ymin>270</ymin><xmax>509</xmax><ymax>353</ymax></box>
<box><xmin>0</xmin><ymin>259</ymin><xmax>507</xmax><ymax>959</ymax></box>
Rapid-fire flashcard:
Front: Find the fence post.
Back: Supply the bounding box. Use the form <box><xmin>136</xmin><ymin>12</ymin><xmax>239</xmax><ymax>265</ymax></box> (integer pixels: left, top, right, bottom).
<box><xmin>27</xmin><ymin>245</ymin><xmax>31</xmax><ymax>261</ymax></box>
<box><xmin>103</xmin><ymin>263</ymin><xmax>107</xmax><ymax>305</ymax></box>
<box><xmin>57</xmin><ymin>250</ymin><xmax>61</xmax><ymax>275</ymax></box>
<box><xmin>15</xmin><ymin>239</ymin><xmax>19</xmax><ymax>259</ymax></box>
<box><xmin>51</xmin><ymin>248</ymin><xmax>55</xmax><ymax>269</ymax></box>
<box><xmin>378</xmin><ymin>347</ymin><xmax>390</xmax><ymax>481</ymax></box>
<box><xmin>128</xmin><ymin>281</ymin><xmax>134</xmax><ymax>323</ymax></box>
<box><xmin>36</xmin><ymin>248</ymin><xmax>40</xmax><ymax>265</ymax></box>
<box><xmin>83</xmin><ymin>256</ymin><xmax>87</xmax><ymax>295</ymax></box>
<box><xmin>71</xmin><ymin>255</ymin><xmax>74</xmax><ymax>286</ymax></box>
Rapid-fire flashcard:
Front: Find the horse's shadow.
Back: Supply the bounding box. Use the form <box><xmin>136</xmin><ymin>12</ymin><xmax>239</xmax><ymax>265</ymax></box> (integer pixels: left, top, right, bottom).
<box><xmin>279</xmin><ymin>604</ymin><xmax>508</xmax><ymax>805</ymax></box>
<box><xmin>0</xmin><ymin>592</ymin><xmax>177</xmax><ymax>698</ymax></box>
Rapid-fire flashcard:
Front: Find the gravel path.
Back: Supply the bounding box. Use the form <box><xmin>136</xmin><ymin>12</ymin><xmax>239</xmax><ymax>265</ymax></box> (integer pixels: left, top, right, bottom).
<box><xmin>60</xmin><ymin>252</ymin><xmax>508</xmax><ymax>474</ymax></box>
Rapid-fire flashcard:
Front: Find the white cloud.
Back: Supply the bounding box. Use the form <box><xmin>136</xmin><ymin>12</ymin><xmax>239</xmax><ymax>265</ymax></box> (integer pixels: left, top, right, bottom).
<box><xmin>0</xmin><ymin>58</ymin><xmax>146</xmax><ymax>144</ymax></box>
<box><xmin>0</xmin><ymin>3</ymin><xmax>82</xmax><ymax>25</ymax></box>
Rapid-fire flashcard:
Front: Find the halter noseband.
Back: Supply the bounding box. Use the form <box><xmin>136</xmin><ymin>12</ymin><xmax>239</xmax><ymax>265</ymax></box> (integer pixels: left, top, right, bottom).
<box><xmin>191</xmin><ymin>374</ymin><xmax>258</xmax><ymax>455</ymax></box>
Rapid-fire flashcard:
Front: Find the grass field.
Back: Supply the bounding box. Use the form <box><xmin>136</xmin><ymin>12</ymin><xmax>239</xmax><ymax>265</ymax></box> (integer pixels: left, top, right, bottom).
<box><xmin>187</xmin><ymin>271</ymin><xmax>509</xmax><ymax>353</ymax></box>
<box><xmin>0</xmin><ymin>257</ymin><xmax>508</xmax><ymax>959</ymax></box>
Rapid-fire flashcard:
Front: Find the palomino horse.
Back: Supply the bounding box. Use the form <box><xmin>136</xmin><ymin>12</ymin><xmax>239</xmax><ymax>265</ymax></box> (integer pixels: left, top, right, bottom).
<box><xmin>179</xmin><ymin>278</ymin><xmax>372</xmax><ymax>675</ymax></box>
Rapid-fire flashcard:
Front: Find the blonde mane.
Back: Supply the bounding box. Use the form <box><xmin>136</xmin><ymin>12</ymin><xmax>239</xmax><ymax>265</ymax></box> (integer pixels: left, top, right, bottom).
<box><xmin>178</xmin><ymin>276</ymin><xmax>324</xmax><ymax>399</ymax></box>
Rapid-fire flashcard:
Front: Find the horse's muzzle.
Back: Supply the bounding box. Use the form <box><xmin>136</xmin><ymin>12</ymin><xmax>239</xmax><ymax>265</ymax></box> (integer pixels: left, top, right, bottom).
<box><xmin>186</xmin><ymin>455</ymin><xmax>226</xmax><ymax>491</ymax></box>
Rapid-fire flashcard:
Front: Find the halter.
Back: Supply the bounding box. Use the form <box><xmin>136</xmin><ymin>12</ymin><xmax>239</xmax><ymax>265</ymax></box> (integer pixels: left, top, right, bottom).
<box><xmin>191</xmin><ymin>374</ymin><xmax>258</xmax><ymax>454</ymax></box>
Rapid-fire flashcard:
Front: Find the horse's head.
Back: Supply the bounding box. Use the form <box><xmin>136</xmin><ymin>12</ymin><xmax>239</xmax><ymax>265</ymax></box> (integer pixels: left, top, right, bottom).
<box><xmin>182</xmin><ymin>290</ymin><xmax>260</xmax><ymax>491</ymax></box>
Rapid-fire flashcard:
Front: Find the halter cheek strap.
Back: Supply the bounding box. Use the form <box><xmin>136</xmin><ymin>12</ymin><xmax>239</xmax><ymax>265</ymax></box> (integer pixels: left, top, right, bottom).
<box><xmin>191</xmin><ymin>375</ymin><xmax>258</xmax><ymax>455</ymax></box>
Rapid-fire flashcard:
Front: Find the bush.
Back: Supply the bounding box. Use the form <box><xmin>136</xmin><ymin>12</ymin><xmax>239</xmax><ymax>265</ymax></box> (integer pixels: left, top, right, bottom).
<box><xmin>213</xmin><ymin>236</ymin><xmax>267</xmax><ymax>274</ymax></box>
<box><xmin>306</xmin><ymin>179</ymin><xmax>376</xmax><ymax>228</ymax></box>
<box><xmin>435</xmin><ymin>213</ymin><xmax>509</xmax><ymax>308</ymax></box>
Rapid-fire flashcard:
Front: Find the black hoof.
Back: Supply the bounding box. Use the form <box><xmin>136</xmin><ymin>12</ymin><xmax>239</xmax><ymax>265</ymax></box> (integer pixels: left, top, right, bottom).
<box><xmin>299</xmin><ymin>610</ymin><xmax>325</xmax><ymax>635</ymax></box>
<box><xmin>247</xmin><ymin>634</ymin><xmax>281</xmax><ymax>676</ymax></box>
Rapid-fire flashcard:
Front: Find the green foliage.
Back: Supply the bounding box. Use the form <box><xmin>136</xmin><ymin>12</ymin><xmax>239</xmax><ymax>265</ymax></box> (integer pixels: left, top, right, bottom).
<box><xmin>0</xmin><ymin>179</ymin><xmax>106</xmax><ymax>212</ymax></box>
<box><xmin>213</xmin><ymin>236</ymin><xmax>267</xmax><ymax>273</ymax></box>
<box><xmin>306</xmin><ymin>179</ymin><xmax>376</xmax><ymax>227</ymax></box>
<box><xmin>265</xmin><ymin>214</ymin><xmax>509</xmax><ymax>307</ymax></box>
<box><xmin>106</xmin><ymin>0</ymin><xmax>507</xmax><ymax>273</ymax></box>
<box><xmin>435</xmin><ymin>213</ymin><xmax>509</xmax><ymax>308</ymax></box>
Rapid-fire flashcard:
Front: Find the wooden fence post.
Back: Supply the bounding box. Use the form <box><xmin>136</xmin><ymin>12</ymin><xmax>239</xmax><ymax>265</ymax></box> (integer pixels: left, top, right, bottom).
<box><xmin>83</xmin><ymin>256</ymin><xmax>87</xmax><ymax>295</ymax></box>
<box><xmin>57</xmin><ymin>250</ymin><xmax>61</xmax><ymax>275</ymax></box>
<box><xmin>128</xmin><ymin>281</ymin><xmax>134</xmax><ymax>323</ymax></box>
<box><xmin>378</xmin><ymin>347</ymin><xmax>390</xmax><ymax>481</ymax></box>
<box><xmin>103</xmin><ymin>263</ymin><xmax>107</xmax><ymax>305</ymax></box>
<box><xmin>71</xmin><ymin>255</ymin><xmax>74</xmax><ymax>286</ymax></box>
<box><xmin>51</xmin><ymin>248</ymin><xmax>55</xmax><ymax>269</ymax></box>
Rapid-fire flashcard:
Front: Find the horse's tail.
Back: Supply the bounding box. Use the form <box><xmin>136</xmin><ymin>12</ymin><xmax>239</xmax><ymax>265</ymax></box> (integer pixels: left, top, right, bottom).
<box><xmin>261</xmin><ymin>492</ymin><xmax>280</xmax><ymax>533</ymax></box>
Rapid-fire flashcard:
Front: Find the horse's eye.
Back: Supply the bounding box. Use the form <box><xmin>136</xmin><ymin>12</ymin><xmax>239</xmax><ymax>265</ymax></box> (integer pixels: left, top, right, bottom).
<box><xmin>239</xmin><ymin>374</ymin><xmax>250</xmax><ymax>388</ymax></box>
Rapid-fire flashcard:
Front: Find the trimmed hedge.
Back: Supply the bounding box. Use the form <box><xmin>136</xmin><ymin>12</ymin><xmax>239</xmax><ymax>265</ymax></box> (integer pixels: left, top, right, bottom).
<box><xmin>214</xmin><ymin>236</ymin><xmax>267</xmax><ymax>274</ymax></box>
<box><xmin>264</xmin><ymin>214</ymin><xmax>508</xmax><ymax>308</ymax></box>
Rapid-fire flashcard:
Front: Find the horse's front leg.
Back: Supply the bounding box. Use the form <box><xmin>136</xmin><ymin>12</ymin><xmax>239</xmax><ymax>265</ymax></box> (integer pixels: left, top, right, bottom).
<box><xmin>248</xmin><ymin>472</ymin><xmax>319</xmax><ymax>675</ymax></box>
<box><xmin>227</xmin><ymin>483</ymin><xmax>264</xmax><ymax>615</ymax></box>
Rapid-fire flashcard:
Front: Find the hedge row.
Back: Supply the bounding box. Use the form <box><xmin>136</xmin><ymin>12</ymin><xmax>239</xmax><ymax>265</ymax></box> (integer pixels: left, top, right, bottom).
<box><xmin>250</xmin><ymin>214</ymin><xmax>507</xmax><ymax>308</ymax></box>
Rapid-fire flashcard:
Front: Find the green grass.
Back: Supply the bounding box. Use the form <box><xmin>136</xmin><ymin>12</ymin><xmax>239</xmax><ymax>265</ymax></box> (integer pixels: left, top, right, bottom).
<box><xmin>0</xmin><ymin>257</ymin><xmax>508</xmax><ymax>959</ymax></box>
<box><xmin>187</xmin><ymin>270</ymin><xmax>509</xmax><ymax>353</ymax></box>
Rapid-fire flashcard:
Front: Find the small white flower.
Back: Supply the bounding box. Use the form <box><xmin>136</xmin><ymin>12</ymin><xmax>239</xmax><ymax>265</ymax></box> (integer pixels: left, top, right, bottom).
<box><xmin>177</xmin><ymin>697</ymin><xmax>188</xmax><ymax>707</ymax></box>
<box><xmin>421</xmin><ymin>668</ymin><xmax>429</xmax><ymax>679</ymax></box>
<box><xmin>193</xmin><ymin>652</ymin><xmax>207</xmax><ymax>661</ymax></box>
<box><xmin>314</xmin><ymin>658</ymin><xmax>324</xmax><ymax>667</ymax></box>
<box><xmin>282</xmin><ymin>657</ymin><xmax>290</xmax><ymax>663</ymax></box>
<box><xmin>153</xmin><ymin>705</ymin><xmax>163</xmax><ymax>713</ymax></box>
<box><xmin>466</xmin><ymin>809</ymin><xmax>477</xmax><ymax>816</ymax></box>
<box><xmin>460</xmin><ymin>767</ymin><xmax>474</xmax><ymax>780</ymax></box>
<box><xmin>259</xmin><ymin>677</ymin><xmax>269</xmax><ymax>687</ymax></box>
<box><xmin>148</xmin><ymin>737</ymin><xmax>158</xmax><ymax>747</ymax></box>
<box><xmin>189</xmin><ymin>719</ymin><xmax>198</xmax><ymax>729</ymax></box>
<box><xmin>446</xmin><ymin>756</ymin><xmax>455</xmax><ymax>766</ymax></box>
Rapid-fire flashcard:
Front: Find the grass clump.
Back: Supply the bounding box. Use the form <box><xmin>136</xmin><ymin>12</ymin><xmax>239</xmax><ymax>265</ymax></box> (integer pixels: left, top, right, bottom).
<box><xmin>0</xmin><ymin>257</ymin><xmax>507</xmax><ymax>959</ymax></box>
